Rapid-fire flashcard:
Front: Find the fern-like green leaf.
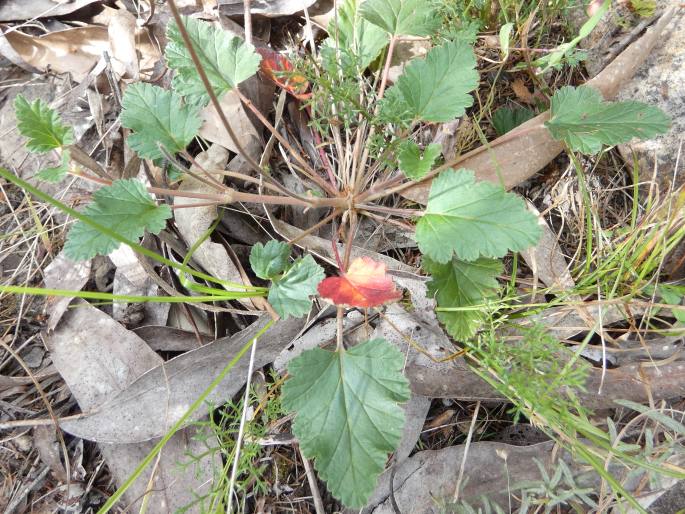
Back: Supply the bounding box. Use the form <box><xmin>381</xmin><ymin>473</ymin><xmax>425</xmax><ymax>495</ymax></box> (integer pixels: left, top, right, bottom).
<box><xmin>166</xmin><ymin>15</ymin><xmax>261</xmax><ymax>103</ymax></box>
<box><xmin>282</xmin><ymin>339</ymin><xmax>411</xmax><ymax>508</ymax></box>
<box><xmin>120</xmin><ymin>82</ymin><xmax>202</xmax><ymax>160</ymax></box>
<box><xmin>415</xmin><ymin>169</ymin><xmax>541</xmax><ymax>263</ymax></box>
<box><xmin>64</xmin><ymin>179</ymin><xmax>172</xmax><ymax>260</ymax></box>
<box><xmin>14</xmin><ymin>95</ymin><xmax>73</xmax><ymax>153</ymax></box>
<box><xmin>545</xmin><ymin>85</ymin><xmax>670</xmax><ymax>154</ymax></box>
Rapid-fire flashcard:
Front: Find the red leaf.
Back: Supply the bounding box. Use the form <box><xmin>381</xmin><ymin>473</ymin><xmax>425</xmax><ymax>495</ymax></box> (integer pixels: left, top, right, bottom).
<box><xmin>317</xmin><ymin>257</ymin><xmax>403</xmax><ymax>308</ymax></box>
<box><xmin>255</xmin><ymin>47</ymin><xmax>310</xmax><ymax>100</ymax></box>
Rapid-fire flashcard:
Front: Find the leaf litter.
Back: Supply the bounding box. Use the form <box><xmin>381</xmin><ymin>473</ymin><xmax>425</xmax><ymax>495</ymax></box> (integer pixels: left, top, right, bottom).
<box><xmin>0</xmin><ymin>1</ymin><xmax>684</xmax><ymax>512</ymax></box>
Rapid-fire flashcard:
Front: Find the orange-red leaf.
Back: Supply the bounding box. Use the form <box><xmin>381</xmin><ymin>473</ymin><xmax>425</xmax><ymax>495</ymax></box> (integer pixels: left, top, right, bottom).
<box><xmin>256</xmin><ymin>47</ymin><xmax>309</xmax><ymax>100</ymax></box>
<box><xmin>317</xmin><ymin>257</ymin><xmax>403</xmax><ymax>308</ymax></box>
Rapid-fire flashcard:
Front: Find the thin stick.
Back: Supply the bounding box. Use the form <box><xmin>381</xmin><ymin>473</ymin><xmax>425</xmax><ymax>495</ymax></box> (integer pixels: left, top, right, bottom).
<box><xmin>235</xmin><ymin>89</ymin><xmax>323</xmax><ymax>191</ymax></box>
<box><xmin>453</xmin><ymin>401</ymin><xmax>481</xmax><ymax>502</ymax></box>
<box><xmin>243</xmin><ymin>0</ymin><xmax>252</xmax><ymax>44</ymax></box>
<box><xmin>226</xmin><ymin>335</ymin><xmax>259</xmax><ymax>514</ymax></box>
<box><xmin>0</xmin><ymin>412</ymin><xmax>92</xmax><ymax>431</ymax></box>
<box><xmin>287</xmin><ymin>209</ymin><xmax>341</xmax><ymax>246</ymax></box>
<box><xmin>0</xmin><ymin>338</ymin><xmax>72</xmax><ymax>494</ymax></box>
<box><xmin>300</xmin><ymin>447</ymin><xmax>326</xmax><ymax>514</ymax></box>
<box><xmin>377</xmin><ymin>35</ymin><xmax>397</xmax><ymax>101</ymax></box>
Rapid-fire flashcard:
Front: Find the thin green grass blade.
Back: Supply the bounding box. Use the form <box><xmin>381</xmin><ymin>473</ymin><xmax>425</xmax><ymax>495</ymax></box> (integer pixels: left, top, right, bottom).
<box><xmin>0</xmin><ymin>285</ymin><xmax>259</xmax><ymax>302</ymax></box>
<box><xmin>574</xmin><ymin>443</ymin><xmax>646</xmax><ymax>514</ymax></box>
<box><xmin>615</xmin><ymin>400</ymin><xmax>685</xmax><ymax>437</ymax></box>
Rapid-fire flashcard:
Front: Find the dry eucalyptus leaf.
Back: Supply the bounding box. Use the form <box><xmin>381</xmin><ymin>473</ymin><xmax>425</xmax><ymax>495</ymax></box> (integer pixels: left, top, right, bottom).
<box><xmin>108</xmin><ymin>245</ymin><xmax>169</xmax><ymax>326</ymax></box>
<box><xmin>173</xmin><ymin>144</ymin><xmax>252</xmax><ymax>307</ymax></box>
<box><xmin>0</xmin><ymin>22</ymin><xmax>160</xmax><ymax>83</ymax></box>
<box><xmin>43</xmin><ymin>251</ymin><xmax>91</xmax><ymax>332</ymax></box>
<box><xmin>59</xmin><ymin>315</ymin><xmax>306</xmax><ymax>443</ymax></box>
<box><xmin>387</xmin><ymin>38</ymin><xmax>431</xmax><ymax>84</ymax></box>
<box><xmin>44</xmin><ymin>300</ymin><xmax>218</xmax><ymax>512</ymax></box>
<box><xmin>133</xmin><ymin>325</ymin><xmax>212</xmax><ymax>352</ymax></box>
<box><xmin>219</xmin><ymin>0</ymin><xmax>320</xmax><ymax>17</ymax></box>
<box><xmin>107</xmin><ymin>7</ymin><xmax>139</xmax><ymax>80</ymax></box>
<box><xmin>371</xmin><ymin>441</ymin><xmax>566</xmax><ymax>513</ymax></box>
<box><xmin>33</xmin><ymin>425</ymin><xmax>68</xmax><ymax>483</ymax></box>
<box><xmin>520</xmin><ymin>201</ymin><xmax>575</xmax><ymax>294</ymax></box>
<box><xmin>511</xmin><ymin>77</ymin><xmax>535</xmax><ymax>104</ymax></box>
<box><xmin>199</xmin><ymin>91</ymin><xmax>261</xmax><ymax>154</ymax></box>
<box><xmin>0</xmin><ymin>0</ymin><xmax>100</xmax><ymax>22</ymax></box>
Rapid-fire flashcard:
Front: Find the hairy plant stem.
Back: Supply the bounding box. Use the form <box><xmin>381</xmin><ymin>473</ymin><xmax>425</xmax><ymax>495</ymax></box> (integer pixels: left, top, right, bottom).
<box><xmin>336</xmin><ymin>306</ymin><xmax>345</xmax><ymax>352</ymax></box>
<box><xmin>166</xmin><ymin>0</ymin><xmax>300</xmax><ymax>202</ymax></box>
<box><xmin>359</xmin><ymin>123</ymin><xmax>545</xmax><ymax>203</ymax></box>
<box><xmin>377</xmin><ymin>35</ymin><xmax>397</xmax><ymax>102</ymax></box>
<box><xmin>70</xmin><ymin>167</ymin><xmax>346</xmax><ymax>208</ymax></box>
<box><xmin>235</xmin><ymin>89</ymin><xmax>337</xmax><ymax>196</ymax></box>
<box><xmin>352</xmin><ymin>34</ymin><xmax>398</xmax><ymax>194</ymax></box>
<box><xmin>171</xmin><ymin>201</ymin><xmax>222</xmax><ymax>210</ymax></box>
<box><xmin>287</xmin><ymin>209</ymin><xmax>342</xmax><ymax>246</ymax></box>
<box><xmin>179</xmin><ymin>150</ymin><xmax>229</xmax><ymax>190</ymax></box>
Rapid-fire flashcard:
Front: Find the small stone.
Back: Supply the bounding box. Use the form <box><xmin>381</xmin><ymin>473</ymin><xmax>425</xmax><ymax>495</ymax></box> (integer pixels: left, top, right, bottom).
<box><xmin>13</xmin><ymin>433</ymin><xmax>32</xmax><ymax>452</ymax></box>
<box><xmin>23</xmin><ymin>345</ymin><xmax>45</xmax><ymax>368</ymax></box>
<box><xmin>574</xmin><ymin>3</ymin><xmax>684</xmax><ymax>192</ymax></box>
<box><xmin>615</xmin><ymin>8</ymin><xmax>684</xmax><ymax>193</ymax></box>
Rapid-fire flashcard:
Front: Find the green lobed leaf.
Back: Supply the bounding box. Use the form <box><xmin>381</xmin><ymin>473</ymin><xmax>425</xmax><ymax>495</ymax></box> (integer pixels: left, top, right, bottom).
<box><xmin>385</xmin><ymin>40</ymin><xmax>479</xmax><ymax>123</ymax></box>
<box><xmin>545</xmin><ymin>85</ymin><xmax>670</xmax><ymax>154</ymax></box>
<box><xmin>398</xmin><ymin>141</ymin><xmax>441</xmax><ymax>180</ymax></box>
<box><xmin>360</xmin><ymin>0</ymin><xmax>439</xmax><ymax>36</ymax></box>
<box><xmin>120</xmin><ymin>82</ymin><xmax>202</xmax><ymax>160</ymax></box>
<box><xmin>268</xmin><ymin>255</ymin><xmax>324</xmax><ymax>318</ymax></box>
<box><xmin>322</xmin><ymin>0</ymin><xmax>388</xmax><ymax>73</ymax></box>
<box><xmin>499</xmin><ymin>22</ymin><xmax>514</xmax><ymax>59</ymax></box>
<box><xmin>64</xmin><ymin>179</ymin><xmax>172</xmax><ymax>260</ymax></box>
<box><xmin>656</xmin><ymin>284</ymin><xmax>685</xmax><ymax>323</ymax></box>
<box><xmin>415</xmin><ymin>169</ymin><xmax>541</xmax><ymax>263</ymax></box>
<box><xmin>249</xmin><ymin>240</ymin><xmax>291</xmax><ymax>280</ymax></box>
<box><xmin>37</xmin><ymin>149</ymin><xmax>71</xmax><ymax>182</ymax></box>
<box><xmin>14</xmin><ymin>94</ymin><xmax>73</xmax><ymax>153</ymax></box>
<box><xmin>491</xmin><ymin>106</ymin><xmax>535</xmax><ymax>136</ymax></box>
<box><xmin>424</xmin><ymin>256</ymin><xmax>502</xmax><ymax>340</ymax></box>
<box><xmin>282</xmin><ymin>338</ymin><xmax>411</xmax><ymax>508</ymax></box>
<box><xmin>166</xmin><ymin>15</ymin><xmax>261</xmax><ymax>104</ymax></box>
